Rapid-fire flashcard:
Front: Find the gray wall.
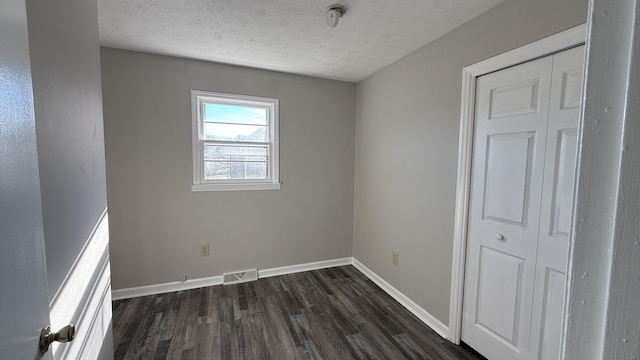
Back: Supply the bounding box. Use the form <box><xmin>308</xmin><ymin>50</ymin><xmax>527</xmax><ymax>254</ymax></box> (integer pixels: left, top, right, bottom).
<box><xmin>353</xmin><ymin>0</ymin><xmax>588</xmax><ymax>325</ymax></box>
<box><xmin>25</xmin><ymin>0</ymin><xmax>108</xmax><ymax>298</ymax></box>
<box><xmin>101</xmin><ymin>48</ymin><xmax>355</xmax><ymax>290</ymax></box>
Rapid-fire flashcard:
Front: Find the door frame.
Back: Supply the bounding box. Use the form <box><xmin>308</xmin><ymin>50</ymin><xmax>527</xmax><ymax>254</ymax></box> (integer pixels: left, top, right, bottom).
<box><xmin>448</xmin><ymin>23</ymin><xmax>587</xmax><ymax>344</ymax></box>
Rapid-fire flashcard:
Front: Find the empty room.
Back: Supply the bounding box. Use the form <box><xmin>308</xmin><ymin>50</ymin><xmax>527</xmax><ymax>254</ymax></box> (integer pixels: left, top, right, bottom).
<box><xmin>2</xmin><ymin>0</ymin><xmax>639</xmax><ymax>359</ymax></box>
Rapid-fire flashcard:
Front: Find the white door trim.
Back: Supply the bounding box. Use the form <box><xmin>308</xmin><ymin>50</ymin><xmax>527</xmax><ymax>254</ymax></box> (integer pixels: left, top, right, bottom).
<box><xmin>448</xmin><ymin>23</ymin><xmax>587</xmax><ymax>344</ymax></box>
<box><xmin>49</xmin><ymin>210</ymin><xmax>112</xmax><ymax>359</ymax></box>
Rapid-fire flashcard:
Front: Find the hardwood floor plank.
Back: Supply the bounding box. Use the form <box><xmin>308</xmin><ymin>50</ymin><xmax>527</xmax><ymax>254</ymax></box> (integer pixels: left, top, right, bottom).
<box><xmin>199</xmin><ymin>288</ymin><xmax>208</xmax><ymax>317</ymax></box>
<box><xmin>345</xmin><ymin>333</ymin><xmax>379</xmax><ymax>360</ymax></box>
<box><xmin>127</xmin><ymin>312</ymin><xmax>162</xmax><ymax>360</ymax></box>
<box><xmin>233</xmin><ymin>318</ymin><xmax>247</xmax><ymax>359</ymax></box>
<box><xmin>289</xmin><ymin>314</ymin><xmax>316</xmax><ymax>359</ymax></box>
<box><xmin>303</xmin><ymin>307</ymin><xmax>357</xmax><ymax>360</ymax></box>
<box><xmin>186</xmin><ymin>289</ymin><xmax>204</xmax><ymax>351</ymax></box>
<box><xmin>218</xmin><ymin>296</ymin><xmax>234</xmax><ymax>360</ymax></box>
<box><xmin>158</xmin><ymin>309</ymin><xmax>177</xmax><ymax>342</ymax></box>
<box><xmin>261</xmin><ymin>294</ymin><xmax>298</xmax><ymax>359</ymax></box>
<box><xmin>165</xmin><ymin>297</ymin><xmax>191</xmax><ymax>359</ymax></box>
<box><xmin>112</xmin><ymin>297</ymin><xmax>142</xmax><ymax>349</ymax></box>
<box><xmin>154</xmin><ymin>339</ymin><xmax>171</xmax><ymax>360</ymax></box>
<box><xmin>244</xmin><ymin>288</ymin><xmax>270</xmax><ymax>360</ymax></box>
<box><xmin>115</xmin><ymin>297</ymin><xmax>153</xmax><ymax>359</ymax></box>
<box><xmin>195</xmin><ymin>323</ymin><xmax>213</xmax><ymax>360</ymax></box>
<box><xmin>357</xmin><ymin>320</ymin><xmax>411</xmax><ymax>360</ymax></box>
<box><xmin>113</xmin><ymin>266</ymin><xmax>484</xmax><ymax>360</ymax></box>
<box><xmin>181</xmin><ymin>347</ymin><xmax>196</xmax><ymax>360</ymax></box>
<box><xmin>393</xmin><ymin>334</ymin><xmax>431</xmax><ymax>360</ymax></box>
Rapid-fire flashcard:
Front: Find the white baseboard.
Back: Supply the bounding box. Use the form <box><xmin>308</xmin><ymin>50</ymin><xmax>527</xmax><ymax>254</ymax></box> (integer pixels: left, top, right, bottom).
<box><xmin>258</xmin><ymin>257</ymin><xmax>353</xmax><ymax>278</ymax></box>
<box><xmin>112</xmin><ymin>257</ymin><xmax>352</xmax><ymax>300</ymax></box>
<box><xmin>110</xmin><ymin>256</ymin><xmax>449</xmax><ymax>342</ymax></box>
<box><xmin>352</xmin><ymin>258</ymin><xmax>450</xmax><ymax>339</ymax></box>
<box><xmin>111</xmin><ymin>275</ymin><xmax>224</xmax><ymax>301</ymax></box>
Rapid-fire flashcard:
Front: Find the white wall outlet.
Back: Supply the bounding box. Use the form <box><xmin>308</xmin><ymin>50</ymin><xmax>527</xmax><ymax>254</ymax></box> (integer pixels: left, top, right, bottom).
<box><xmin>392</xmin><ymin>251</ymin><xmax>399</xmax><ymax>266</ymax></box>
<box><xmin>199</xmin><ymin>243</ymin><xmax>210</xmax><ymax>256</ymax></box>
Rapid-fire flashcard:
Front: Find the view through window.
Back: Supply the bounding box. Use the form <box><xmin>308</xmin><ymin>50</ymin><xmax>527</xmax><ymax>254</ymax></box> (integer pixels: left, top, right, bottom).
<box><xmin>191</xmin><ymin>91</ymin><xmax>280</xmax><ymax>191</ymax></box>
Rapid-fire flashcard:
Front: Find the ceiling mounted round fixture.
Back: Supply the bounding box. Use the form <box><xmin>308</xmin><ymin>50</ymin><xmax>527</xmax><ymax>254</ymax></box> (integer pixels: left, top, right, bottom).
<box><xmin>325</xmin><ymin>4</ymin><xmax>346</xmax><ymax>28</ymax></box>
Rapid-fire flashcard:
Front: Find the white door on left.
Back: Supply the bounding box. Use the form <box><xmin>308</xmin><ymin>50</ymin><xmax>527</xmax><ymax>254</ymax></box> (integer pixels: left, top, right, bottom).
<box><xmin>0</xmin><ymin>0</ymin><xmax>111</xmax><ymax>357</ymax></box>
<box><xmin>0</xmin><ymin>1</ymin><xmax>54</xmax><ymax>358</ymax></box>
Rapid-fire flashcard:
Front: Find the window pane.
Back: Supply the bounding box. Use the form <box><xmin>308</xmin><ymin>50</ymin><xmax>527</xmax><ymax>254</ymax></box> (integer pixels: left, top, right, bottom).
<box><xmin>203</xmin><ymin>145</ymin><xmax>269</xmax><ymax>180</ymax></box>
<box><xmin>204</xmin><ymin>123</ymin><xmax>268</xmax><ymax>142</ymax></box>
<box><xmin>204</xmin><ymin>162</ymin><xmax>268</xmax><ymax>180</ymax></box>
<box><xmin>204</xmin><ymin>103</ymin><xmax>268</xmax><ymax>125</ymax></box>
<box><xmin>243</xmin><ymin>162</ymin><xmax>269</xmax><ymax>179</ymax></box>
<box><xmin>204</xmin><ymin>145</ymin><xmax>268</xmax><ymax>160</ymax></box>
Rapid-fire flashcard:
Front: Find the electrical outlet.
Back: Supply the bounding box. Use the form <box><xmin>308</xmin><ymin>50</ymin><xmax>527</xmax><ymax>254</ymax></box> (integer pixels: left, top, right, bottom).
<box><xmin>392</xmin><ymin>251</ymin><xmax>399</xmax><ymax>266</ymax></box>
<box><xmin>199</xmin><ymin>243</ymin><xmax>210</xmax><ymax>256</ymax></box>
<box><xmin>179</xmin><ymin>274</ymin><xmax>187</xmax><ymax>282</ymax></box>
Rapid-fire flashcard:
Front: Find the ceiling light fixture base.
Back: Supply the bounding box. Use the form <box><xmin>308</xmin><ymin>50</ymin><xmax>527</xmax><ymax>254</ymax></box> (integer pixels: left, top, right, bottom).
<box><xmin>325</xmin><ymin>4</ymin><xmax>346</xmax><ymax>28</ymax></box>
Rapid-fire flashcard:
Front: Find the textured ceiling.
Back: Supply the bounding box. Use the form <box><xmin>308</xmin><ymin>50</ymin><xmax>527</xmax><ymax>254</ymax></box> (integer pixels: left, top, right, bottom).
<box><xmin>98</xmin><ymin>0</ymin><xmax>504</xmax><ymax>82</ymax></box>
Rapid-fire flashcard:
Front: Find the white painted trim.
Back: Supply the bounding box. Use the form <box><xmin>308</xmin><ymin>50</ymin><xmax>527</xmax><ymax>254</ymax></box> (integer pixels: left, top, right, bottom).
<box><xmin>563</xmin><ymin>1</ymin><xmax>640</xmax><ymax>357</ymax></box>
<box><xmin>49</xmin><ymin>210</ymin><xmax>112</xmax><ymax>359</ymax></box>
<box><xmin>192</xmin><ymin>182</ymin><xmax>282</xmax><ymax>192</ymax></box>
<box><xmin>352</xmin><ymin>259</ymin><xmax>449</xmax><ymax>339</ymax></box>
<box><xmin>463</xmin><ymin>24</ymin><xmax>587</xmax><ymax>77</ymax></box>
<box><xmin>112</xmin><ymin>257</ymin><xmax>352</xmax><ymax>300</ymax></box>
<box><xmin>258</xmin><ymin>257</ymin><xmax>353</xmax><ymax>278</ymax></box>
<box><xmin>112</xmin><ymin>275</ymin><xmax>224</xmax><ymax>301</ymax></box>
<box><xmin>448</xmin><ymin>24</ymin><xmax>587</xmax><ymax>344</ymax></box>
<box><xmin>59</xmin><ymin>259</ymin><xmax>112</xmax><ymax>360</ymax></box>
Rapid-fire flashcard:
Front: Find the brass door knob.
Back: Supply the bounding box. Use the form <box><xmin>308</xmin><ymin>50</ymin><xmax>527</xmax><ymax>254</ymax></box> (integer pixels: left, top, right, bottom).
<box><xmin>39</xmin><ymin>323</ymin><xmax>75</xmax><ymax>354</ymax></box>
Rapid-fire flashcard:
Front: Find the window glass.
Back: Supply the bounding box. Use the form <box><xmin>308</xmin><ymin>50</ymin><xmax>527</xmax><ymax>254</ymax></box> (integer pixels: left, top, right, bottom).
<box><xmin>191</xmin><ymin>91</ymin><xmax>280</xmax><ymax>191</ymax></box>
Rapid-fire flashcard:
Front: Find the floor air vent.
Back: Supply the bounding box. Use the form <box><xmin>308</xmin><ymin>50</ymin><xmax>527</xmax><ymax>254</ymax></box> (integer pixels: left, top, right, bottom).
<box><xmin>223</xmin><ymin>269</ymin><xmax>258</xmax><ymax>285</ymax></box>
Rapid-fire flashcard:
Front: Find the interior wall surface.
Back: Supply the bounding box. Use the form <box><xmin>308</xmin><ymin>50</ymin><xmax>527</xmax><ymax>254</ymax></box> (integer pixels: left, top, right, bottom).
<box><xmin>353</xmin><ymin>0</ymin><xmax>588</xmax><ymax>324</ymax></box>
<box><xmin>26</xmin><ymin>0</ymin><xmax>108</xmax><ymax>299</ymax></box>
<box><xmin>101</xmin><ymin>48</ymin><xmax>356</xmax><ymax>289</ymax></box>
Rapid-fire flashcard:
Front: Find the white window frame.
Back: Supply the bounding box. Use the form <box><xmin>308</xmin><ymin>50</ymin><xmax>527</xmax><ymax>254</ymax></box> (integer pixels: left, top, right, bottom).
<box><xmin>191</xmin><ymin>90</ymin><xmax>280</xmax><ymax>191</ymax></box>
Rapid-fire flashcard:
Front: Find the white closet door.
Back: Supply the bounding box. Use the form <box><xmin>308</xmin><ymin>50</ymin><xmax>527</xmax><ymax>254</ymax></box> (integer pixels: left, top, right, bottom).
<box><xmin>462</xmin><ymin>56</ymin><xmax>553</xmax><ymax>360</ymax></box>
<box><xmin>527</xmin><ymin>45</ymin><xmax>584</xmax><ymax>360</ymax></box>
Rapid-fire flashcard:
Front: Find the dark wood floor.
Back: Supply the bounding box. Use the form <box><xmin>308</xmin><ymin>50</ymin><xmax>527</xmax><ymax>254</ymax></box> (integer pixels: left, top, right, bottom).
<box><xmin>112</xmin><ymin>265</ymin><xmax>483</xmax><ymax>360</ymax></box>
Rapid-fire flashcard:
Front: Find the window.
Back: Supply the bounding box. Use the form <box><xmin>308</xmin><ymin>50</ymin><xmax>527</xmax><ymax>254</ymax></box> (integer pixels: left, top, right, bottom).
<box><xmin>191</xmin><ymin>90</ymin><xmax>280</xmax><ymax>191</ymax></box>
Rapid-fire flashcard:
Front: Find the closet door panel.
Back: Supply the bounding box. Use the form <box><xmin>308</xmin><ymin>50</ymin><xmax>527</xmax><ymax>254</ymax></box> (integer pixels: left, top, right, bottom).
<box><xmin>528</xmin><ymin>45</ymin><xmax>584</xmax><ymax>360</ymax></box>
<box><xmin>462</xmin><ymin>56</ymin><xmax>553</xmax><ymax>360</ymax></box>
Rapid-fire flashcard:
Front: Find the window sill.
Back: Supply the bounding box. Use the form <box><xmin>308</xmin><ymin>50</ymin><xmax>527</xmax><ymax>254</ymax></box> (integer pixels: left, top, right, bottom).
<box><xmin>191</xmin><ymin>182</ymin><xmax>282</xmax><ymax>192</ymax></box>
